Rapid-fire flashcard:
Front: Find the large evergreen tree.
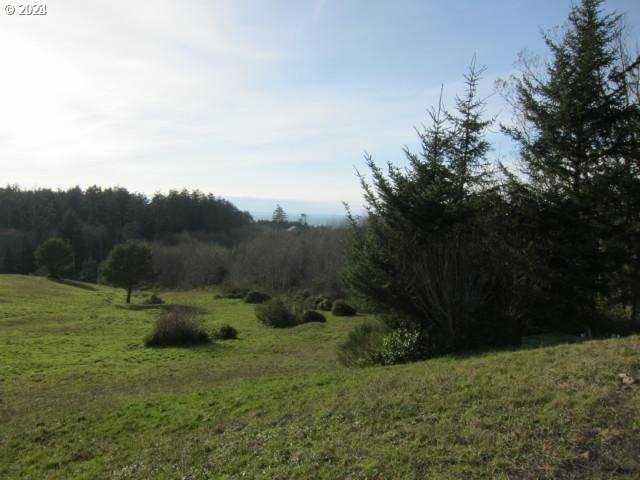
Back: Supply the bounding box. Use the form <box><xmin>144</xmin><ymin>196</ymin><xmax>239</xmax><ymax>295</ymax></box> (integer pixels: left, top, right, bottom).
<box><xmin>344</xmin><ymin>61</ymin><xmax>520</xmax><ymax>355</ymax></box>
<box><xmin>502</xmin><ymin>0</ymin><xmax>638</xmax><ymax>329</ymax></box>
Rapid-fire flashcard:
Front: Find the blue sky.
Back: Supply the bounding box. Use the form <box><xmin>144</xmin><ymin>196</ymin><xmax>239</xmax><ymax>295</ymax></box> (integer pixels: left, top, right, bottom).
<box><xmin>1</xmin><ymin>0</ymin><xmax>638</xmax><ymax>215</ymax></box>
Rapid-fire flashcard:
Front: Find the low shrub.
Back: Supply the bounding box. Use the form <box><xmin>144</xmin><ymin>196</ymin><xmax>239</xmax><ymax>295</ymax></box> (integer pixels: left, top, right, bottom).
<box><xmin>245</xmin><ymin>290</ymin><xmax>271</xmax><ymax>304</ymax></box>
<box><xmin>337</xmin><ymin>321</ymin><xmax>388</xmax><ymax>367</ymax></box>
<box><xmin>218</xmin><ymin>285</ymin><xmax>250</xmax><ymax>299</ymax></box>
<box><xmin>317</xmin><ymin>299</ymin><xmax>333</xmax><ymax>311</ymax></box>
<box><xmin>144</xmin><ymin>308</ymin><xmax>211</xmax><ymax>347</ymax></box>
<box><xmin>314</xmin><ymin>296</ymin><xmax>333</xmax><ymax>311</ymax></box>
<box><xmin>256</xmin><ymin>299</ymin><xmax>297</xmax><ymax>328</ymax></box>
<box><xmin>332</xmin><ymin>299</ymin><xmax>357</xmax><ymax>316</ymax></box>
<box><xmin>144</xmin><ymin>294</ymin><xmax>165</xmax><ymax>305</ymax></box>
<box><xmin>378</xmin><ymin>328</ymin><xmax>426</xmax><ymax>365</ymax></box>
<box><xmin>300</xmin><ymin>309</ymin><xmax>326</xmax><ymax>324</ymax></box>
<box><xmin>214</xmin><ymin>324</ymin><xmax>238</xmax><ymax>340</ymax></box>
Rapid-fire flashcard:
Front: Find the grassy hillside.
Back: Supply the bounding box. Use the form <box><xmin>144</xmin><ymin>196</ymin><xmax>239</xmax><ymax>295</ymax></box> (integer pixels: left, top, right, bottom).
<box><xmin>1</xmin><ymin>275</ymin><xmax>639</xmax><ymax>479</ymax></box>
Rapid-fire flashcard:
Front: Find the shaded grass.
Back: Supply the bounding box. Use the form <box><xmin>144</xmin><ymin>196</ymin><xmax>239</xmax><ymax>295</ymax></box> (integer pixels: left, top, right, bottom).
<box><xmin>0</xmin><ymin>275</ymin><xmax>639</xmax><ymax>479</ymax></box>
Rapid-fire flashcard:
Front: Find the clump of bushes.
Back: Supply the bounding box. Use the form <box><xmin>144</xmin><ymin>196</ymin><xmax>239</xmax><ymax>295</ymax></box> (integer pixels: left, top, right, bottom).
<box><xmin>332</xmin><ymin>299</ymin><xmax>357</xmax><ymax>316</ymax></box>
<box><xmin>214</xmin><ymin>324</ymin><xmax>238</xmax><ymax>340</ymax></box>
<box><xmin>338</xmin><ymin>322</ymin><xmax>427</xmax><ymax>366</ymax></box>
<box><xmin>144</xmin><ymin>308</ymin><xmax>211</xmax><ymax>347</ymax></box>
<box><xmin>255</xmin><ymin>299</ymin><xmax>297</xmax><ymax>328</ymax></box>
<box><xmin>314</xmin><ymin>296</ymin><xmax>333</xmax><ymax>311</ymax></box>
<box><xmin>318</xmin><ymin>299</ymin><xmax>333</xmax><ymax>311</ymax></box>
<box><xmin>144</xmin><ymin>293</ymin><xmax>165</xmax><ymax>305</ymax></box>
<box><xmin>218</xmin><ymin>285</ymin><xmax>250</xmax><ymax>299</ymax></box>
<box><xmin>337</xmin><ymin>321</ymin><xmax>388</xmax><ymax>367</ymax></box>
<box><xmin>300</xmin><ymin>309</ymin><xmax>326</xmax><ymax>324</ymax></box>
<box><xmin>244</xmin><ymin>290</ymin><xmax>271</xmax><ymax>304</ymax></box>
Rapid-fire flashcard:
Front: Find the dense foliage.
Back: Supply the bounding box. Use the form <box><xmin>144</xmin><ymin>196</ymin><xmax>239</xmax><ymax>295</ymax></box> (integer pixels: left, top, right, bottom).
<box><xmin>100</xmin><ymin>240</ymin><xmax>154</xmax><ymax>303</ymax></box>
<box><xmin>500</xmin><ymin>0</ymin><xmax>640</xmax><ymax>330</ymax></box>
<box><xmin>255</xmin><ymin>299</ymin><xmax>298</xmax><ymax>328</ymax></box>
<box><xmin>34</xmin><ymin>238</ymin><xmax>73</xmax><ymax>278</ymax></box>
<box><xmin>337</xmin><ymin>321</ymin><xmax>389</xmax><ymax>367</ymax></box>
<box><xmin>300</xmin><ymin>309</ymin><xmax>327</xmax><ymax>324</ymax></box>
<box><xmin>214</xmin><ymin>324</ymin><xmax>239</xmax><ymax>340</ymax></box>
<box><xmin>144</xmin><ymin>307</ymin><xmax>211</xmax><ymax>347</ymax></box>
<box><xmin>0</xmin><ymin>186</ymin><xmax>252</xmax><ymax>276</ymax></box>
<box><xmin>331</xmin><ymin>300</ymin><xmax>357</xmax><ymax>317</ymax></box>
<box><xmin>344</xmin><ymin>59</ymin><xmax>522</xmax><ymax>356</ymax></box>
<box><xmin>343</xmin><ymin>0</ymin><xmax>640</xmax><ymax>361</ymax></box>
<box><xmin>244</xmin><ymin>291</ymin><xmax>271</xmax><ymax>304</ymax></box>
<box><xmin>228</xmin><ymin>226</ymin><xmax>346</xmax><ymax>293</ymax></box>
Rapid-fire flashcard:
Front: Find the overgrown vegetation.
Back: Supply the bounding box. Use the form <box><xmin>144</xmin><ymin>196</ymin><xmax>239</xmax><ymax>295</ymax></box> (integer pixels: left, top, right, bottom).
<box><xmin>214</xmin><ymin>324</ymin><xmax>238</xmax><ymax>340</ymax></box>
<box><xmin>300</xmin><ymin>309</ymin><xmax>327</xmax><ymax>324</ymax></box>
<box><xmin>255</xmin><ymin>298</ymin><xmax>298</xmax><ymax>328</ymax></box>
<box><xmin>228</xmin><ymin>226</ymin><xmax>347</xmax><ymax>293</ymax></box>
<box><xmin>144</xmin><ymin>307</ymin><xmax>211</xmax><ymax>347</ymax></box>
<box><xmin>314</xmin><ymin>295</ymin><xmax>333</xmax><ymax>311</ymax></box>
<box><xmin>331</xmin><ymin>299</ymin><xmax>357</xmax><ymax>317</ymax></box>
<box><xmin>337</xmin><ymin>320</ymin><xmax>388</xmax><ymax>367</ymax></box>
<box><xmin>244</xmin><ymin>290</ymin><xmax>271</xmax><ymax>304</ymax></box>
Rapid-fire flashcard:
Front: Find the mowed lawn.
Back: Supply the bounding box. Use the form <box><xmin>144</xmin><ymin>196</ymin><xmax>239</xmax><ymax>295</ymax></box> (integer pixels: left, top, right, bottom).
<box><xmin>1</xmin><ymin>275</ymin><xmax>639</xmax><ymax>479</ymax></box>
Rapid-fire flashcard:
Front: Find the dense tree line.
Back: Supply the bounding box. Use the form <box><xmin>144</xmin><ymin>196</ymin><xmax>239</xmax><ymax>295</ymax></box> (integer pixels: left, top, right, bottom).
<box><xmin>344</xmin><ymin>0</ymin><xmax>640</xmax><ymax>360</ymax></box>
<box><xmin>0</xmin><ymin>186</ymin><xmax>252</xmax><ymax>277</ymax></box>
<box><xmin>152</xmin><ymin>226</ymin><xmax>347</xmax><ymax>294</ymax></box>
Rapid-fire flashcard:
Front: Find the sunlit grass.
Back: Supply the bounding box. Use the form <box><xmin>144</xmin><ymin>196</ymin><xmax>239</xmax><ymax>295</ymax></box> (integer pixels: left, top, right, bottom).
<box><xmin>1</xmin><ymin>275</ymin><xmax>639</xmax><ymax>479</ymax></box>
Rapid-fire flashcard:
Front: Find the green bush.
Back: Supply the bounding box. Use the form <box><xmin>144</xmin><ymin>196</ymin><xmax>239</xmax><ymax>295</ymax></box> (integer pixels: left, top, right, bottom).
<box><xmin>144</xmin><ymin>294</ymin><xmax>165</xmax><ymax>305</ymax></box>
<box><xmin>245</xmin><ymin>290</ymin><xmax>271</xmax><ymax>304</ymax></box>
<box><xmin>332</xmin><ymin>299</ymin><xmax>357</xmax><ymax>316</ymax></box>
<box><xmin>300</xmin><ymin>310</ymin><xmax>326</xmax><ymax>324</ymax></box>
<box><xmin>256</xmin><ymin>299</ymin><xmax>297</xmax><ymax>328</ymax></box>
<box><xmin>314</xmin><ymin>296</ymin><xmax>333</xmax><ymax>311</ymax></box>
<box><xmin>144</xmin><ymin>308</ymin><xmax>211</xmax><ymax>347</ymax></box>
<box><xmin>318</xmin><ymin>299</ymin><xmax>333</xmax><ymax>311</ymax></box>
<box><xmin>34</xmin><ymin>238</ymin><xmax>73</xmax><ymax>278</ymax></box>
<box><xmin>218</xmin><ymin>285</ymin><xmax>250</xmax><ymax>299</ymax></box>
<box><xmin>337</xmin><ymin>321</ymin><xmax>388</xmax><ymax>367</ymax></box>
<box><xmin>214</xmin><ymin>324</ymin><xmax>238</xmax><ymax>340</ymax></box>
<box><xmin>378</xmin><ymin>328</ymin><xmax>425</xmax><ymax>365</ymax></box>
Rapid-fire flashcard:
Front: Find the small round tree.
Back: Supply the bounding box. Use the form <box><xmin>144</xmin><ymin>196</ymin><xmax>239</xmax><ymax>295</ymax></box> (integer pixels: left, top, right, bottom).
<box><xmin>101</xmin><ymin>240</ymin><xmax>154</xmax><ymax>303</ymax></box>
<box><xmin>34</xmin><ymin>238</ymin><xmax>73</xmax><ymax>278</ymax></box>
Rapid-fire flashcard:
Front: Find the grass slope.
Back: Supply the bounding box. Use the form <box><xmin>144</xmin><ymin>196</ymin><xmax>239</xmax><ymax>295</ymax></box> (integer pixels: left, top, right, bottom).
<box><xmin>0</xmin><ymin>275</ymin><xmax>639</xmax><ymax>479</ymax></box>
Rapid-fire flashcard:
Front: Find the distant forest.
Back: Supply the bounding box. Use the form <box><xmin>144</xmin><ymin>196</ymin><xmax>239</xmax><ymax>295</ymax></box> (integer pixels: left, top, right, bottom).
<box><xmin>0</xmin><ymin>186</ymin><xmax>253</xmax><ymax>275</ymax></box>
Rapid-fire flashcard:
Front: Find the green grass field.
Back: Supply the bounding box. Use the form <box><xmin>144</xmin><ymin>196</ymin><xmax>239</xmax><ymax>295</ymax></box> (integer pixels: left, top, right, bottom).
<box><xmin>1</xmin><ymin>275</ymin><xmax>639</xmax><ymax>479</ymax></box>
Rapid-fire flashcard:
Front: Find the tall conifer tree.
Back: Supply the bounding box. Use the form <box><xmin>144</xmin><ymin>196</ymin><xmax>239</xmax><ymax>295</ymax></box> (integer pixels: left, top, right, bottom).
<box><xmin>502</xmin><ymin>0</ymin><xmax>634</xmax><ymax>328</ymax></box>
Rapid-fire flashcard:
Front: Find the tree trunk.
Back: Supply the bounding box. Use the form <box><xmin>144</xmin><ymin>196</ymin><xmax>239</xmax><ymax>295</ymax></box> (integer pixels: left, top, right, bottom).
<box><xmin>632</xmin><ymin>281</ymin><xmax>639</xmax><ymax>330</ymax></box>
<box><xmin>126</xmin><ymin>286</ymin><xmax>132</xmax><ymax>304</ymax></box>
<box><xmin>632</xmin><ymin>262</ymin><xmax>640</xmax><ymax>330</ymax></box>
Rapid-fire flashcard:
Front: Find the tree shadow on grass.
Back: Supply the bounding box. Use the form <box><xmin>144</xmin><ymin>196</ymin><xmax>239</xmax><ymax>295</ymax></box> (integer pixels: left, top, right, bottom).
<box><xmin>445</xmin><ymin>329</ymin><xmax>640</xmax><ymax>362</ymax></box>
<box><xmin>48</xmin><ymin>277</ymin><xmax>98</xmax><ymax>291</ymax></box>
<box><xmin>117</xmin><ymin>304</ymin><xmax>208</xmax><ymax>315</ymax></box>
